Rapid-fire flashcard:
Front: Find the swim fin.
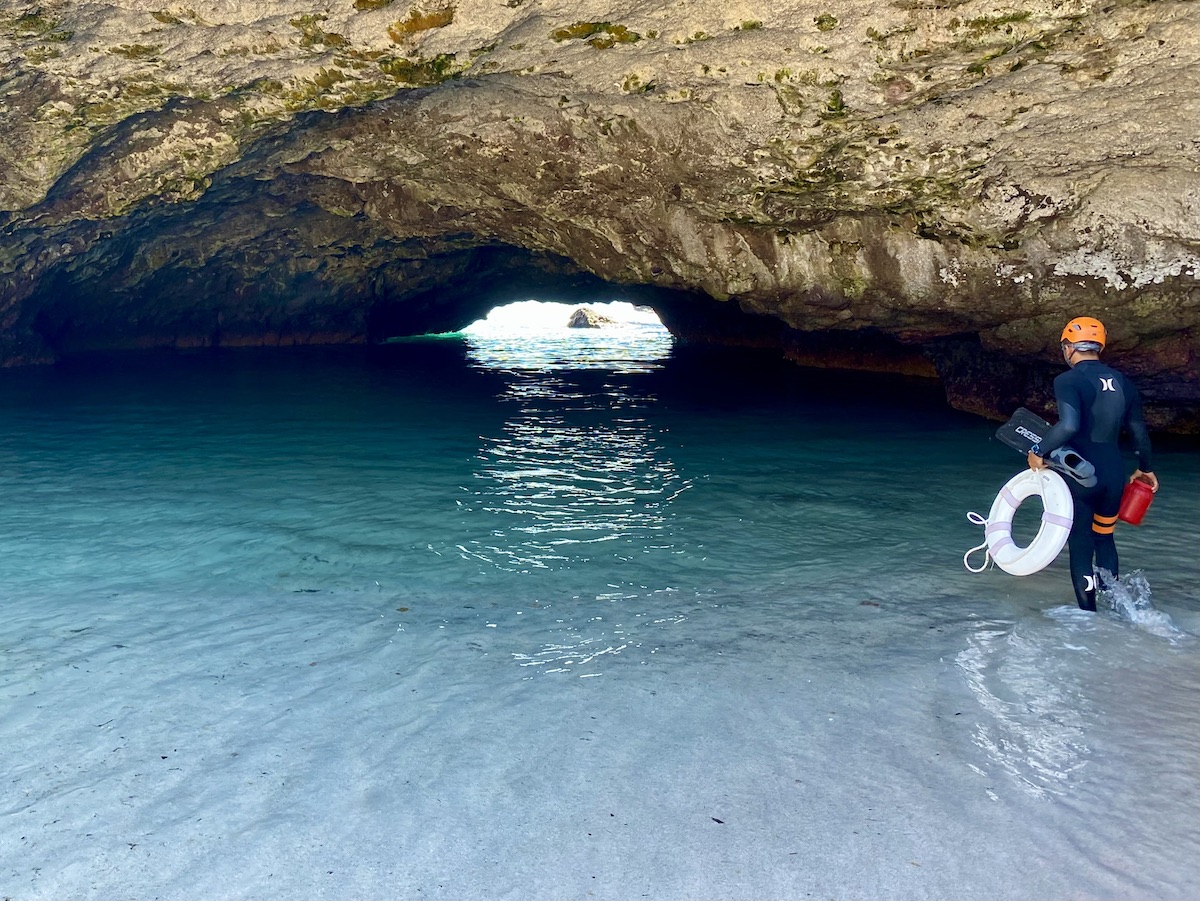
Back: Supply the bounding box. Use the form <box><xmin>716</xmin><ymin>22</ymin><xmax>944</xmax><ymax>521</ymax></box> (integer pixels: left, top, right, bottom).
<box><xmin>996</xmin><ymin>407</ymin><xmax>1053</xmax><ymax>454</ymax></box>
<box><xmin>996</xmin><ymin>407</ymin><xmax>1098</xmax><ymax>488</ymax></box>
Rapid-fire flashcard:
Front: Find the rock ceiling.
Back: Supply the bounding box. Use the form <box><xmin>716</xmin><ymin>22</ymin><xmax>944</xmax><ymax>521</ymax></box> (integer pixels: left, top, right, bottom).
<box><xmin>1</xmin><ymin>0</ymin><xmax>1197</xmax><ymax>428</ymax></box>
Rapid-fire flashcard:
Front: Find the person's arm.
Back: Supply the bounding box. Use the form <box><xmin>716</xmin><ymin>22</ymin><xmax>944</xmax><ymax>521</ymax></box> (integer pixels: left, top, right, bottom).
<box><xmin>1125</xmin><ymin>377</ymin><xmax>1158</xmax><ymax>490</ymax></box>
<box><xmin>1028</xmin><ymin>376</ymin><xmax>1080</xmax><ymax>469</ymax></box>
<box><xmin>1131</xmin><ymin>468</ymin><xmax>1159</xmax><ymax>491</ymax></box>
<box><xmin>1035</xmin><ymin>401</ymin><xmax>1080</xmax><ymax>457</ymax></box>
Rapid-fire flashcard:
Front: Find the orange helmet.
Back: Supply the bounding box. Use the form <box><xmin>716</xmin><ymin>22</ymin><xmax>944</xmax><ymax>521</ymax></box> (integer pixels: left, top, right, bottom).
<box><xmin>1060</xmin><ymin>316</ymin><xmax>1106</xmax><ymax>349</ymax></box>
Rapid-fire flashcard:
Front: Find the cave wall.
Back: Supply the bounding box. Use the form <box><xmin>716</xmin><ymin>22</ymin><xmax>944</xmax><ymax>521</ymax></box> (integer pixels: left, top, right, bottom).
<box><xmin>1</xmin><ymin>0</ymin><xmax>1197</xmax><ymax>428</ymax></box>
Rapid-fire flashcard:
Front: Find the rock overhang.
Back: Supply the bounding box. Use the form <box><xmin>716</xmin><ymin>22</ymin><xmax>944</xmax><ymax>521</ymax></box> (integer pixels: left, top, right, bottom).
<box><xmin>1</xmin><ymin>0</ymin><xmax>1197</xmax><ymax>430</ymax></box>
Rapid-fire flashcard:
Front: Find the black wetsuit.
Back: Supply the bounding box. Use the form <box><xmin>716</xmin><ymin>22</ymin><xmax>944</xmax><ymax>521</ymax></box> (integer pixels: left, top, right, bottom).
<box><xmin>1036</xmin><ymin>359</ymin><xmax>1153</xmax><ymax>610</ymax></box>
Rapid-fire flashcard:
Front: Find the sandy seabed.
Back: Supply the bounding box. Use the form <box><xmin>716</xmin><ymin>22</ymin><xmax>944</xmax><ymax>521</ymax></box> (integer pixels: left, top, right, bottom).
<box><xmin>3</xmin><ymin>579</ymin><xmax>1199</xmax><ymax>901</ymax></box>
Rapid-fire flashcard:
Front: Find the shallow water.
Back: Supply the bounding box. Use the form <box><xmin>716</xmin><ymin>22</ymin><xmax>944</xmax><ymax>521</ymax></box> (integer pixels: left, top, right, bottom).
<box><xmin>1</xmin><ymin>316</ymin><xmax>1198</xmax><ymax>899</ymax></box>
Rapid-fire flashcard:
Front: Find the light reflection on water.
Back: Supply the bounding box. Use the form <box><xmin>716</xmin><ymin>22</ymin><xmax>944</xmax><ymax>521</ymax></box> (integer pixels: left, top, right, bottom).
<box><xmin>458</xmin><ymin>308</ymin><xmax>687</xmax><ymax>573</ymax></box>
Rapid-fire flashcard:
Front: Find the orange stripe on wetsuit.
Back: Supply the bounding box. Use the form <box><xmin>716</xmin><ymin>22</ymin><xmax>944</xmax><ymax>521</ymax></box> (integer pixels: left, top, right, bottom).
<box><xmin>1092</xmin><ymin>512</ymin><xmax>1119</xmax><ymax>535</ymax></box>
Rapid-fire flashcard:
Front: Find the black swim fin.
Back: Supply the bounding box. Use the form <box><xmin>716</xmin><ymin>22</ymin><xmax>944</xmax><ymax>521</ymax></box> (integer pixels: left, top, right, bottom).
<box><xmin>996</xmin><ymin>407</ymin><xmax>1098</xmax><ymax>488</ymax></box>
<box><xmin>996</xmin><ymin>407</ymin><xmax>1052</xmax><ymax>454</ymax></box>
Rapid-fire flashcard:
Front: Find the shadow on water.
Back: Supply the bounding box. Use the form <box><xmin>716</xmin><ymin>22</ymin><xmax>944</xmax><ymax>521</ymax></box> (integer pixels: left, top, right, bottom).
<box><xmin>19</xmin><ymin>336</ymin><xmax>1200</xmax><ymax>456</ymax></box>
<box><xmin>15</xmin><ymin>339</ymin><xmax>966</xmax><ymax>426</ymax></box>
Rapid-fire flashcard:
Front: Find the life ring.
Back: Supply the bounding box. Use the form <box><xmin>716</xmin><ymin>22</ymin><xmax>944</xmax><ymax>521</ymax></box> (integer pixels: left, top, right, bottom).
<box><xmin>964</xmin><ymin>469</ymin><xmax>1074</xmax><ymax>576</ymax></box>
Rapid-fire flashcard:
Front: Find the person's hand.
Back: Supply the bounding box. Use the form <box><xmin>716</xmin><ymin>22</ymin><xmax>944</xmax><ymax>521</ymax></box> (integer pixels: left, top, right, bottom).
<box><xmin>1131</xmin><ymin>469</ymin><xmax>1159</xmax><ymax>492</ymax></box>
<box><xmin>1027</xmin><ymin>450</ymin><xmax>1047</xmax><ymax>471</ymax></box>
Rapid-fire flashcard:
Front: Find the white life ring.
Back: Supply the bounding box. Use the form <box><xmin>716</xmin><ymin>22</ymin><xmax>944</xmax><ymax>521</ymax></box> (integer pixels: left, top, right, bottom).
<box><xmin>965</xmin><ymin>469</ymin><xmax>1074</xmax><ymax>576</ymax></box>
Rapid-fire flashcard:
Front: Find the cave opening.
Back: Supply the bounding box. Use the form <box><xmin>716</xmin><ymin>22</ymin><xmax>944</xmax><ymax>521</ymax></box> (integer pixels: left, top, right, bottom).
<box><xmin>452</xmin><ymin>299</ymin><xmax>674</xmax><ymax>373</ymax></box>
<box><xmin>462</xmin><ymin>299</ymin><xmax>667</xmax><ymax>334</ymax></box>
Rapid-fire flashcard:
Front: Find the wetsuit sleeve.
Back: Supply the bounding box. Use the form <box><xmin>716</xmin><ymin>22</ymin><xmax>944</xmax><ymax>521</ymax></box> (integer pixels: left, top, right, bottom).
<box><xmin>1035</xmin><ymin>375</ymin><xmax>1081</xmax><ymax>456</ymax></box>
<box><xmin>1124</xmin><ymin>376</ymin><xmax>1154</xmax><ymax>472</ymax></box>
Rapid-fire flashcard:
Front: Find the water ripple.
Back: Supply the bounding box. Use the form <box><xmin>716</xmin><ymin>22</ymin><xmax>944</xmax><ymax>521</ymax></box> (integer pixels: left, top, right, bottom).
<box><xmin>955</xmin><ymin>619</ymin><xmax>1091</xmax><ymax>798</ymax></box>
<box><xmin>456</xmin><ymin>359</ymin><xmax>689</xmax><ymax>572</ymax></box>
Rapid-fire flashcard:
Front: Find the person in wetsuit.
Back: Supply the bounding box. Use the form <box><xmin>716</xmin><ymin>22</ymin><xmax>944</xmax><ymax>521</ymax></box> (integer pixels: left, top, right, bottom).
<box><xmin>1026</xmin><ymin>316</ymin><xmax>1158</xmax><ymax>611</ymax></box>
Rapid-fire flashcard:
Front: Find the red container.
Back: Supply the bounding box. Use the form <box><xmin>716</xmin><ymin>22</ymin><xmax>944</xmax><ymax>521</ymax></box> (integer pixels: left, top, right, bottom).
<box><xmin>1118</xmin><ymin>478</ymin><xmax>1155</xmax><ymax>525</ymax></box>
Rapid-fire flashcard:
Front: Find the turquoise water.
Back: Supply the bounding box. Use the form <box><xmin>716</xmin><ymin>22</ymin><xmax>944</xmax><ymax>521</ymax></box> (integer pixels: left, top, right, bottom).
<box><xmin>1</xmin><ymin>318</ymin><xmax>1198</xmax><ymax>899</ymax></box>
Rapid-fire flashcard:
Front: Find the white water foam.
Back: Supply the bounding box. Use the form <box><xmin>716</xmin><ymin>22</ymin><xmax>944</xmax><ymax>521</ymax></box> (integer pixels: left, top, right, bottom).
<box><xmin>1100</xmin><ymin>568</ymin><xmax>1189</xmax><ymax>641</ymax></box>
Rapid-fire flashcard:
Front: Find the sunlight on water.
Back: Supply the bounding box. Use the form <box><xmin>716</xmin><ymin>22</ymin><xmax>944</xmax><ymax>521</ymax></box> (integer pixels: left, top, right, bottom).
<box><xmin>457</xmin><ymin>300</ymin><xmax>685</xmax><ymax>575</ymax></box>
<box><xmin>461</xmin><ymin>400</ymin><xmax>690</xmax><ymax>572</ymax></box>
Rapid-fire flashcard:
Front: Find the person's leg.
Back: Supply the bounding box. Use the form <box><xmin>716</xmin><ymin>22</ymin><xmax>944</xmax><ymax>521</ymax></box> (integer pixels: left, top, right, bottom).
<box><xmin>1092</xmin><ymin>518</ymin><xmax>1119</xmax><ymax>583</ymax></box>
<box><xmin>1091</xmin><ymin>482</ymin><xmax>1124</xmax><ymax>586</ymax></box>
<box><xmin>1067</xmin><ymin>489</ymin><xmax>1099</xmax><ymax>611</ymax></box>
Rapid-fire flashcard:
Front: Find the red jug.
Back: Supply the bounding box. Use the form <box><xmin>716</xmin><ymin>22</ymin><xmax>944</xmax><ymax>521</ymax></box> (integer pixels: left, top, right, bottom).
<box><xmin>1118</xmin><ymin>477</ymin><xmax>1155</xmax><ymax>526</ymax></box>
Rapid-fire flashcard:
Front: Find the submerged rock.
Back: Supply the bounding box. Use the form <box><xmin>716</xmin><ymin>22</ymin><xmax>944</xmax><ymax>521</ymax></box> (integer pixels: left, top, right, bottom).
<box><xmin>567</xmin><ymin>307</ymin><xmax>616</xmax><ymax>329</ymax></box>
<box><xmin>0</xmin><ymin>1</ymin><xmax>1197</xmax><ymax>428</ymax></box>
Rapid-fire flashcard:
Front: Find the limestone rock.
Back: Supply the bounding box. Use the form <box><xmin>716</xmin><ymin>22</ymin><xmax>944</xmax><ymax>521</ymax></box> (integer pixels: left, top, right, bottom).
<box><xmin>0</xmin><ymin>1</ymin><xmax>1197</xmax><ymax>429</ymax></box>
<box><xmin>567</xmin><ymin>306</ymin><xmax>616</xmax><ymax>328</ymax></box>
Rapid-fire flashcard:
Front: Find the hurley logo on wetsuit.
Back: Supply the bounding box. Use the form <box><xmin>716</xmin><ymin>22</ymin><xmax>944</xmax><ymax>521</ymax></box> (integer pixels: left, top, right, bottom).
<box><xmin>1100</xmin><ymin>378</ymin><xmax>1116</xmax><ymax>391</ymax></box>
